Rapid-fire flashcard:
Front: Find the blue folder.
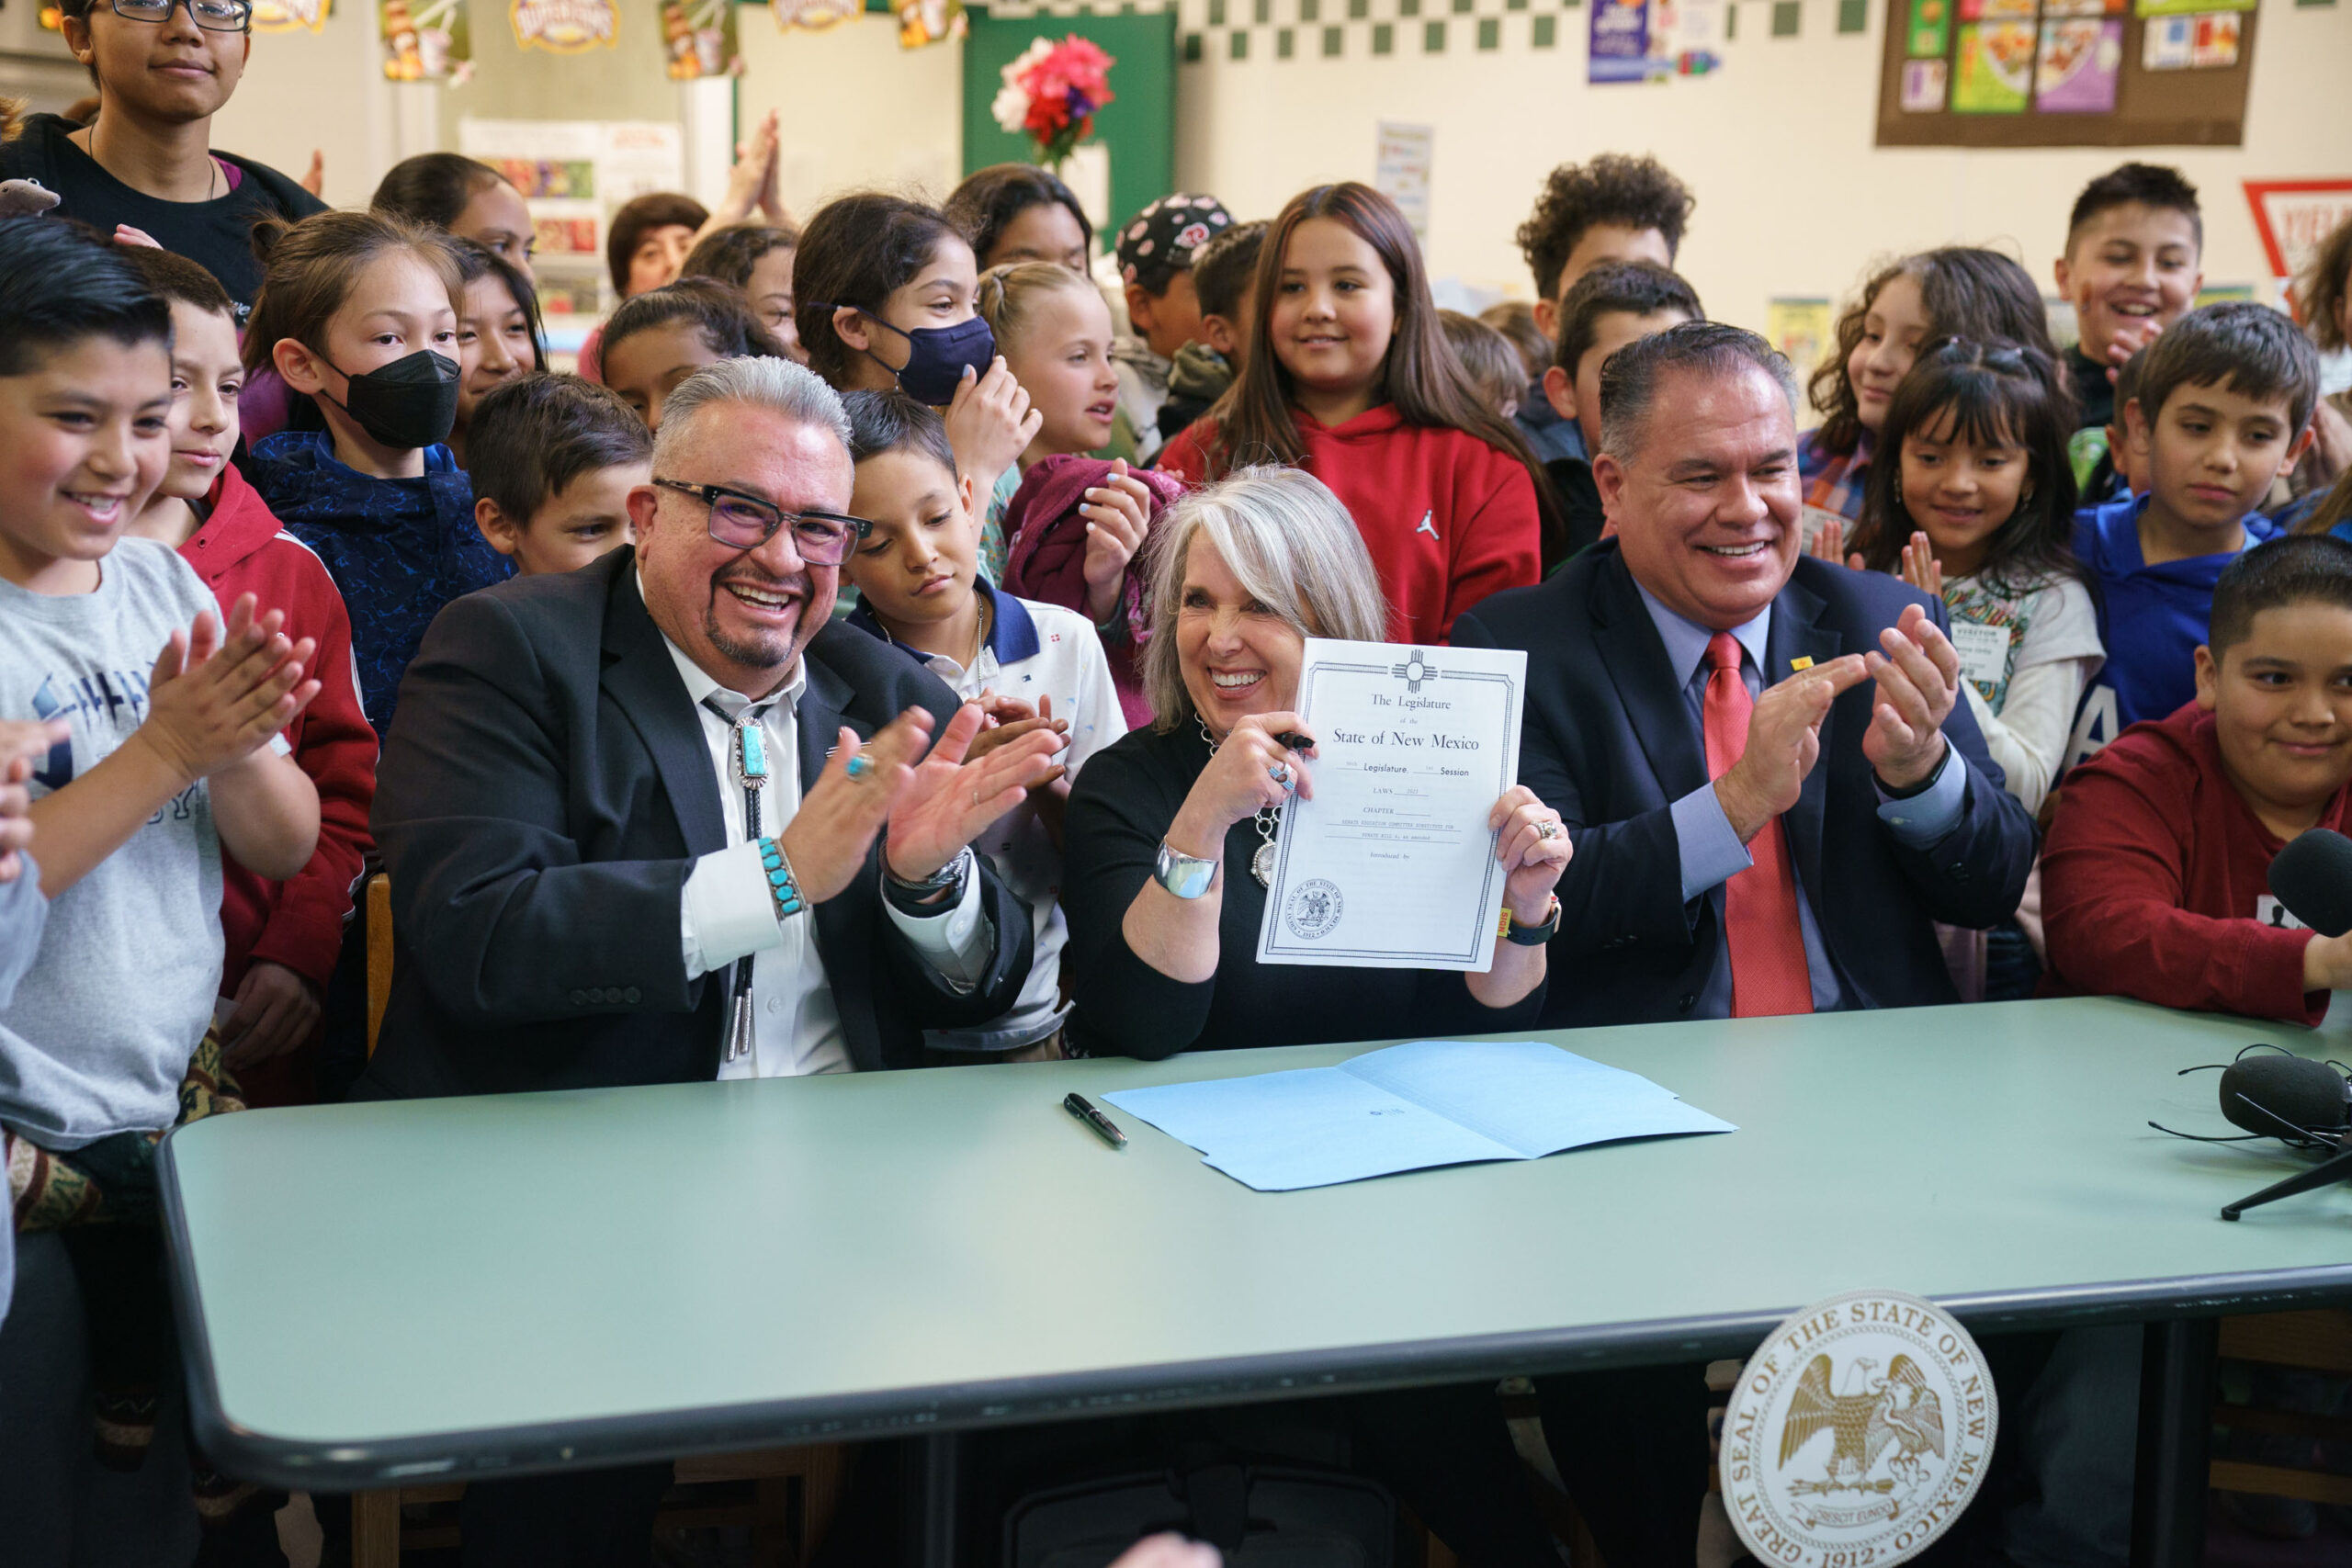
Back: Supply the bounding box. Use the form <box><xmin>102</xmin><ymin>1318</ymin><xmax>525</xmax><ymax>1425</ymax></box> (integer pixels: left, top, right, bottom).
<box><xmin>1103</xmin><ymin>1039</ymin><xmax>1736</xmax><ymax>1192</ymax></box>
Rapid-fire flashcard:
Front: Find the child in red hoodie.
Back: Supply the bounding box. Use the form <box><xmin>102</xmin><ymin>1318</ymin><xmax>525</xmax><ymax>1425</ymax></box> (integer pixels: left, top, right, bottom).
<box><xmin>122</xmin><ymin>250</ymin><xmax>375</xmax><ymax>1105</ymax></box>
<box><xmin>2042</xmin><ymin>534</ymin><xmax>2352</xmax><ymax>1022</ymax></box>
<box><xmin>1156</xmin><ymin>183</ymin><xmax>1547</xmax><ymax>643</ymax></box>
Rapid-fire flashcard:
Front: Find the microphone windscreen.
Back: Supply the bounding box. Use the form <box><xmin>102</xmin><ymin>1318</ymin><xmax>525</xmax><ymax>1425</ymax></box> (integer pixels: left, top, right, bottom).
<box><xmin>2220</xmin><ymin>1054</ymin><xmax>2352</xmax><ymax>1140</ymax></box>
<box><xmin>2267</xmin><ymin>829</ymin><xmax>2352</xmax><ymax>939</ymax></box>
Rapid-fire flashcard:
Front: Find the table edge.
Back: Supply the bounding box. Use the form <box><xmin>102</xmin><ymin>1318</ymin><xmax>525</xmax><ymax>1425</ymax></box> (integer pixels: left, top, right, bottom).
<box><xmin>156</xmin><ymin>1112</ymin><xmax>2352</xmax><ymax>1490</ymax></box>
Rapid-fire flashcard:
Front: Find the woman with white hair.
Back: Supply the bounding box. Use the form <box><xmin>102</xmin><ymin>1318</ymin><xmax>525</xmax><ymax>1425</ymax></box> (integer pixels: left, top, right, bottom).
<box><xmin>1051</xmin><ymin>467</ymin><xmax>1573</xmax><ymax>1566</ymax></box>
<box><xmin>1061</xmin><ymin>464</ymin><xmax>1571</xmax><ymax>1060</ymax></box>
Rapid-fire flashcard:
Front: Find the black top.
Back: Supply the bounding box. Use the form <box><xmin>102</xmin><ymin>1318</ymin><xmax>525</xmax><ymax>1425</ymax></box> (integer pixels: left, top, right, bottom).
<box><xmin>1061</xmin><ymin>721</ymin><xmax>1545</xmax><ymax>1061</ymax></box>
<box><xmin>2066</xmin><ymin>344</ymin><xmax>2123</xmax><ymax>504</ymax></box>
<box><xmin>1544</xmin><ymin>455</ymin><xmax>1606</xmax><ymax>564</ymax></box>
<box><xmin>0</xmin><ymin>114</ymin><xmax>325</xmax><ymax>310</ymax></box>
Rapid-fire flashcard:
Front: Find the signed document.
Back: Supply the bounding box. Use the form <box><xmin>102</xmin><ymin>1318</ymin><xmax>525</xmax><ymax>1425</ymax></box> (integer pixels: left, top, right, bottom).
<box><xmin>1256</xmin><ymin>639</ymin><xmax>1528</xmax><ymax>971</ymax></box>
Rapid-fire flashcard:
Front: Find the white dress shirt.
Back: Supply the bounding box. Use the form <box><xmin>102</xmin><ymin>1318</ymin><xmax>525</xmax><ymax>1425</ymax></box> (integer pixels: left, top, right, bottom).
<box><xmin>653</xmin><ymin>586</ymin><xmax>991</xmax><ymax>1078</ymax></box>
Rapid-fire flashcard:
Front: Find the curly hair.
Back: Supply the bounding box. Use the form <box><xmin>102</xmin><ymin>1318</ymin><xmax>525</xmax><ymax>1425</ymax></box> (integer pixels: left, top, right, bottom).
<box><xmin>1513</xmin><ymin>153</ymin><xmax>1694</xmax><ymax>304</ymax></box>
<box><xmin>1808</xmin><ymin>247</ymin><xmax>2061</xmax><ymax>461</ymax></box>
<box><xmin>2299</xmin><ymin>210</ymin><xmax>2352</xmax><ymax>356</ymax></box>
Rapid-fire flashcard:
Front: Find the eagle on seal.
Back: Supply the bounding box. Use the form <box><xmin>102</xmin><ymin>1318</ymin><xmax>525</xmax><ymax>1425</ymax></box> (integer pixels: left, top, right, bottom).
<box><xmin>1778</xmin><ymin>1354</ymin><xmax>1946</xmax><ymax>1487</ymax></box>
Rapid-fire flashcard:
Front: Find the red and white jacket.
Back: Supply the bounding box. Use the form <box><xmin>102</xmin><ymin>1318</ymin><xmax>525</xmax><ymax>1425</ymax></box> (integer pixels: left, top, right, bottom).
<box><xmin>177</xmin><ymin>462</ymin><xmax>377</xmax><ymax>1076</ymax></box>
<box><xmin>1158</xmin><ymin>402</ymin><xmax>1541</xmax><ymax>647</ymax></box>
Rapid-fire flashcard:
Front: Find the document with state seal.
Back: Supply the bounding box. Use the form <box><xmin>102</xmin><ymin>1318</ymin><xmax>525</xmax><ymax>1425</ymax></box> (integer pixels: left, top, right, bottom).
<box><xmin>1255</xmin><ymin>637</ymin><xmax>1528</xmax><ymax>971</ymax></box>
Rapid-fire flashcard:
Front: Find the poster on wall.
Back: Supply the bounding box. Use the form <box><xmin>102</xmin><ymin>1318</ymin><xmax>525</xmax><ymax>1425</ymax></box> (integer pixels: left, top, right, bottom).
<box><xmin>774</xmin><ymin>0</ymin><xmax>862</xmax><ymax>30</ymax></box>
<box><xmin>509</xmin><ymin>0</ymin><xmax>617</xmax><ymax>52</ymax></box>
<box><xmin>1766</xmin><ymin>298</ymin><xmax>1835</xmax><ymax>408</ymax></box>
<box><xmin>1877</xmin><ymin>0</ymin><xmax>2255</xmax><ymax>146</ymax></box>
<box><xmin>379</xmin><ymin>0</ymin><xmax>471</xmax><ymax>79</ymax></box>
<box><xmin>2245</xmin><ymin>180</ymin><xmax>2352</xmax><ymax>306</ymax></box>
<box><xmin>2032</xmin><ymin>18</ymin><xmax>2120</xmax><ymax>112</ymax></box>
<box><xmin>458</xmin><ymin>118</ymin><xmax>685</xmax><ymax>321</ymax></box>
<box><xmin>1374</xmin><ymin>122</ymin><xmax>1433</xmax><ymax>241</ymax></box>
<box><xmin>250</xmin><ymin>0</ymin><xmax>330</xmax><ymax>31</ymax></box>
<box><xmin>660</xmin><ymin>0</ymin><xmax>739</xmax><ymax>76</ymax></box>
<box><xmin>1589</xmin><ymin>0</ymin><xmax>1721</xmax><ymax>83</ymax></box>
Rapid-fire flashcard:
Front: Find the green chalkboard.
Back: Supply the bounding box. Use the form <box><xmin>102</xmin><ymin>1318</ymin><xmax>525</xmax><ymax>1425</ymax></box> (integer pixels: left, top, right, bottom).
<box><xmin>961</xmin><ymin>7</ymin><xmax>1177</xmax><ymax>250</ymax></box>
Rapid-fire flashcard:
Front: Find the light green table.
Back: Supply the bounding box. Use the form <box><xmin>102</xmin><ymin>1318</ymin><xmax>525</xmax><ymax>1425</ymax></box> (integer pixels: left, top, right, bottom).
<box><xmin>159</xmin><ymin>998</ymin><xmax>2352</xmax><ymax>1551</ymax></box>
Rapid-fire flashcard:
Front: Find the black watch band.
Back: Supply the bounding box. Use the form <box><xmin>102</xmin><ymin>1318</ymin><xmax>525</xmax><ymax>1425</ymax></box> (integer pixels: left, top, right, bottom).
<box><xmin>1876</xmin><ymin>742</ymin><xmax>1951</xmax><ymax>801</ymax></box>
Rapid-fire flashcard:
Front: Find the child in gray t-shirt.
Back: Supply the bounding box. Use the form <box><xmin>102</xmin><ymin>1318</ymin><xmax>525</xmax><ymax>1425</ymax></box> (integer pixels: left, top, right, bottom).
<box><xmin>0</xmin><ymin>218</ymin><xmax>326</xmax><ymax>1551</ymax></box>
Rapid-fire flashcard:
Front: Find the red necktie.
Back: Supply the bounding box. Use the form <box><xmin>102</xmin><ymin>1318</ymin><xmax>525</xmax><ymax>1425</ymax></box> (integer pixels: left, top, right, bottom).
<box><xmin>1701</xmin><ymin>633</ymin><xmax>1815</xmax><ymax>1018</ymax></box>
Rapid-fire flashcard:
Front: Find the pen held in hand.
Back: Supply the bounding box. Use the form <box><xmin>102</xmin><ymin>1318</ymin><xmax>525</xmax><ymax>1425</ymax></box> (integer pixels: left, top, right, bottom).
<box><xmin>1064</xmin><ymin>1092</ymin><xmax>1127</xmax><ymax>1148</ymax></box>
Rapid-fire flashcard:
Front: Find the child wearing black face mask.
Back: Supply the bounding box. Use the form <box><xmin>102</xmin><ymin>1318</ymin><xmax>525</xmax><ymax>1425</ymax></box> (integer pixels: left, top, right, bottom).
<box><xmin>243</xmin><ymin>210</ymin><xmax>512</xmax><ymax>732</ymax></box>
<box><xmin>795</xmin><ymin>192</ymin><xmax>1042</xmax><ymax>581</ymax></box>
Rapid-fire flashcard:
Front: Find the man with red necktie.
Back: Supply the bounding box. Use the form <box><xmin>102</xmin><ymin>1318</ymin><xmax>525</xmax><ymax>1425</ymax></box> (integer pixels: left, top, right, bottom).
<box><xmin>1453</xmin><ymin>321</ymin><xmax>2041</xmax><ymax>1568</ymax></box>
<box><xmin>1454</xmin><ymin>321</ymin><xmax>2035</xmax><ymax>1029</ymax></box>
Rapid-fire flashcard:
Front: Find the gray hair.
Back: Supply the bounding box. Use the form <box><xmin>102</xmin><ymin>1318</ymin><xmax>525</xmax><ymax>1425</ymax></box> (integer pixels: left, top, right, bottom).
<box><xmin>651</xmin><ymin>355</ymin><xmax>853</xmax><ymax>470</ymax></box>
<box><xmin>1598</xmin><ymin>321</ymin><xmax>1798</xmax><ymax>464</ymax></box>
<box><xmin>1140</xmin><ymin>467</ymin><xmax>1391</xmax><ymax>732</ymax></box>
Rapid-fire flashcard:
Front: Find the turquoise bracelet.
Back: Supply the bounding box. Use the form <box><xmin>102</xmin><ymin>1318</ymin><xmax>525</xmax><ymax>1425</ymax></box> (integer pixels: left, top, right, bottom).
<box><xmin>757</xmin><ymin>836</ymin><xmax>806</xmax><ymax>921</ymax></box>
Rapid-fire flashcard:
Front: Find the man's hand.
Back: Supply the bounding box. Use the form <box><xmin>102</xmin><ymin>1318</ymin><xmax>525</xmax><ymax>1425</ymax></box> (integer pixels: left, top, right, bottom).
<box><xmin>0</xmin><ymin>719</ymin><xmax>67</xmax><ymax>885</ymax></box>
<box><xmin>1080</xmin><ymin>462</ymin><xmax>1153</xmax><ymax>623</ymax></box>
<box><xmin>884</xmin><ymin>703</ymin><xmax>1066</xmax><ymax>885</ymax></box>
<box><xmin>220</xmin><ymin>960</ymin><xmax>322</xmax><ymax>1069</ymax></box>
<box><xmin>1862</xmin><ymin>603</ymin><xmax>1961</xmax><ymax>790</ymax></box>
<box><xmin>132</xmin><ymin>593</ymin><xmax>321</xmax><ymax>787</ymax></box>
<box><xmin>1713</xmin><ymin>656</ymin><xmax>1869</xmax><ymax>843</ymax></box>
<box><xmin>775</xmin><ymin>708</ymin><xmax>940</xmax><ymax>904</ymax></box>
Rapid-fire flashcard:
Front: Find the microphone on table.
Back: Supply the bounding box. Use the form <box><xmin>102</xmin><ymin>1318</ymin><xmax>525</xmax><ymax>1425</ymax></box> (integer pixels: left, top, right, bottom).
<box><xmin>2158</xmin><ymin>832</ymin><xmax>2352</xmax><ymax>1218</ymax></box>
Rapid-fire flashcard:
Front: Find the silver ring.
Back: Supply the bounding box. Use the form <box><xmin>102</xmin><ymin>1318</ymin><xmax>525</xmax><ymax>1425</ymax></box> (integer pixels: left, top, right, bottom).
<box><xmin>1269</xmin><ymin>762</ymin><xmax>1293</xmax><ymax>789</ymax></box>
<box><xmin>844</xmin><ymin>753</ymin><xmax>873</xmax><ymax>782</ymax></box>
<box><xmin>1535</xmin><ymin>820</ymin><xmax>1560</xmax><ymax>840</ymax></box>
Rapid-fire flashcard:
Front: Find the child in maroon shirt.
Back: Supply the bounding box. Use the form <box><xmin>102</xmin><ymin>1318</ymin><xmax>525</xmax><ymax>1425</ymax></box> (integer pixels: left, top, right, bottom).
<box><xmin>122</xmin><ymin>250</ymin><xmax>375</xmax><ymax>1105</ymax></box>
<box><xmin>2043</xmin><ymin>534</ymin><xmax>2352</xmax><ymax>1021</ymax></box>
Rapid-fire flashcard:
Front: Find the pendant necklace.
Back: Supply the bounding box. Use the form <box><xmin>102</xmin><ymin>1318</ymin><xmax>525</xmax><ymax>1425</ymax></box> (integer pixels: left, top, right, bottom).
<box><xmin>1199</xmin><ymin>716</ymin><xmax>1282</xmax><ymax>887</ymax></box>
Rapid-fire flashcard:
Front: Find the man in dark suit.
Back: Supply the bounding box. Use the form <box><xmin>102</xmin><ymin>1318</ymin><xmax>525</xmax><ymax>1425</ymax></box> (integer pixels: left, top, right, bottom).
<box><xmin>1454</xmin><ymin>321</ymin><xmax>2035</xmax><ymax>1028</ymax></box>
<box><xmin>1456</xmin><ymin>322</ymin><xmax>2041</xmax><ymax>1567</ymax></box>
<box><xmin>362</xmin><ymin>356</ymin><xmax>1063</xmax><ymax>1564</ymax></box>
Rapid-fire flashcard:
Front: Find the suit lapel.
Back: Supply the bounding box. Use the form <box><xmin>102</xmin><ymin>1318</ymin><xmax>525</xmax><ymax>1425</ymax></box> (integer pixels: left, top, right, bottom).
<box><xmin>598</xmin><ymin>552</ymin><xmax>727</xmax><ymax>858</ymax></box>
<box><xmin>1764</xmin><ymin>575</ymin><xmax>1844</xmax><ymax>913</ymax></box>
<box><xmin>1590</xmin><ymin>552</ymin><xmax>1710</xmax><ymax>802</ymax></box>
<box><xmin>794</xmin><ymin>652</ymin><xmax>861</xmax><ymax>792</ymax></box>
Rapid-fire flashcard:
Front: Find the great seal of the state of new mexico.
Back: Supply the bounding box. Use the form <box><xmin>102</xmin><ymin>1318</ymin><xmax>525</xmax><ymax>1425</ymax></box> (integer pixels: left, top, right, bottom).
<box><xmin>1719</xmin><ymin>1289</ymin><xmax>1997</xmax><ymax>1568</ymax></box>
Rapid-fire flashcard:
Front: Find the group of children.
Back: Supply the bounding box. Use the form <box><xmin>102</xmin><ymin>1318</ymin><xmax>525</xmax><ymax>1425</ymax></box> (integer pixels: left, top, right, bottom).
<box><xmin>6</xmin><ymin>123</ymin><xmax>2352</xmax><ymax>1555</ymax></box>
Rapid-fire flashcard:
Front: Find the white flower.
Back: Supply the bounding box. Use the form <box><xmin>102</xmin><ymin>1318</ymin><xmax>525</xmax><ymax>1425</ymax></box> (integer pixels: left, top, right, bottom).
<box><xmin>991</xmin><ymin>37</ymin><xmax>1057</xmax><ymax>134</ymax></box>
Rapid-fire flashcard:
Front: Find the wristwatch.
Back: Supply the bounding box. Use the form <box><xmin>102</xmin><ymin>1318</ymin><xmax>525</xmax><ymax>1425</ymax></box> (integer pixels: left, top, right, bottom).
<box><xmin>882</xmin><ymin>840</ymin><xmax>972</xmax><ymax>915</ymax></box>
<box><xmin>1154</xmin><ymin>839</ymin><xmax>1219</xmax><ymax>899</ymax></box>
<box><xmin>1503</xmin><ymin>894</ymin><xmax>1562</xmax><ymax>946</ymax></box>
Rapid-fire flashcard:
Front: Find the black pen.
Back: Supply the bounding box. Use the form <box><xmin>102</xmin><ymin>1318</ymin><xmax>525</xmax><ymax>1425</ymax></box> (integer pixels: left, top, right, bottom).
<box><xmin>1273</xmin><ymin>730</ymin><xmax>1317</xmax><ymax>755</ymax></box>
<box><xmin>1063</xmin><ymin>1092</ymin><xmax>1127</xmax><ymax>1148</ymax></box>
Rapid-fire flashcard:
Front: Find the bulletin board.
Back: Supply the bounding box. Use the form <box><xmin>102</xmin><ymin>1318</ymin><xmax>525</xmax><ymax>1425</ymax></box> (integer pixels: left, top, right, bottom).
<box><xmin>1874</xmin><ymin>0</ymin><xmax>2256</xmax><ymax>150</ymax></box>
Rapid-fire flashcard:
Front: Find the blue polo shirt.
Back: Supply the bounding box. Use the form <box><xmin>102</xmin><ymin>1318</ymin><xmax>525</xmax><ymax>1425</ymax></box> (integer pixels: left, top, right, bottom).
<box><xmin>2064</xmin><ymin>492</ymin><xmax>2279</xmax><ymax>773</ymax></box>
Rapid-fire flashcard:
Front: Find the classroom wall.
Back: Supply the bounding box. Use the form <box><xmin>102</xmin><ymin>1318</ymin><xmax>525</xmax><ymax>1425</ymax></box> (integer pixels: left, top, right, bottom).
<box><xmin>215</xmin><ymin>0</ymin><xmax>2350</xmax><ymax>344</ymax></box>
<box><xmin>1164</xmin><ymin>0</ymin><xmax>2352</xmax><ymax>338</ymax></box>
<box><xmin>737</xmin><ymin>17</ymin><xmax>965</xmax><ymax>213</ymax></box>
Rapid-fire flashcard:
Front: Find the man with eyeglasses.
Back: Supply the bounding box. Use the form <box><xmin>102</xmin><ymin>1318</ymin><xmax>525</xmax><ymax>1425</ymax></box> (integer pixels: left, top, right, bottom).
<box><xmin>358</xmin><ymin>356</ymin><xmax>1065</xmax><ymax>1559</ymax></box>
<box><xmin>3</xmin><ymin>0</ymin><xmax>325</xmax><ymax>313</ymax></box>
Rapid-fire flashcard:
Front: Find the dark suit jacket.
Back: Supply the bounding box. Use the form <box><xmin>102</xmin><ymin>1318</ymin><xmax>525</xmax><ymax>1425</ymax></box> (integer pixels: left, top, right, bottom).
<box><xmin>358</xmin><ymin>547</ymin><xmax>1034</xmax><ymax>1099</ymax></box>
<box><xmin>1453</xmin><ymin>541</ymin><xmax>2036</xmax><ymax>1028</ymax></box>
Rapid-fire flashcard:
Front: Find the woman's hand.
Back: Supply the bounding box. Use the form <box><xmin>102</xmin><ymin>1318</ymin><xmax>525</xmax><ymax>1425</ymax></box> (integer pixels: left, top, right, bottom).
<box><xmin>1165</xmin><ymin>713</ymin><xmax>1313</xmax><ymax>857</ymax></box>
<box><xmin>1490</xmin><ymin>785</ymin><xmax>1571</xmax><ymax>920</ymax></box>
<box><xmin>965</xmin><ymin>693</ymin><xmax>1070</xmax><ymax>788</ymax></box>
<box><xmin>943</xmin><ymin>356</ymin><xmax>1041</xmax><ymax>491</ymax></box>
<box><xmin>1897</xmin><ymin>530</ymin><xmax>1943</xmax><ymax>598</ymax></box>
<box><xmin>708</xmin><ymin>110</ymin><xmax>780</xmax><ymax>230</ymax></box>
<box><xmin>1080</xmin><ymin>461</ymin><xmax>1153</xmax><ymax>623</ymax></box>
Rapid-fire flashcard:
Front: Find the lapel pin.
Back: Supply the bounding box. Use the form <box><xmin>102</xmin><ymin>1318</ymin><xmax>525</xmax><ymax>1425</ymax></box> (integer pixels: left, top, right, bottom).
<box><xmin>1789</xmin><ymin>656</ymin><xmax>1815</xmax><ymax>672</ymax></box>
